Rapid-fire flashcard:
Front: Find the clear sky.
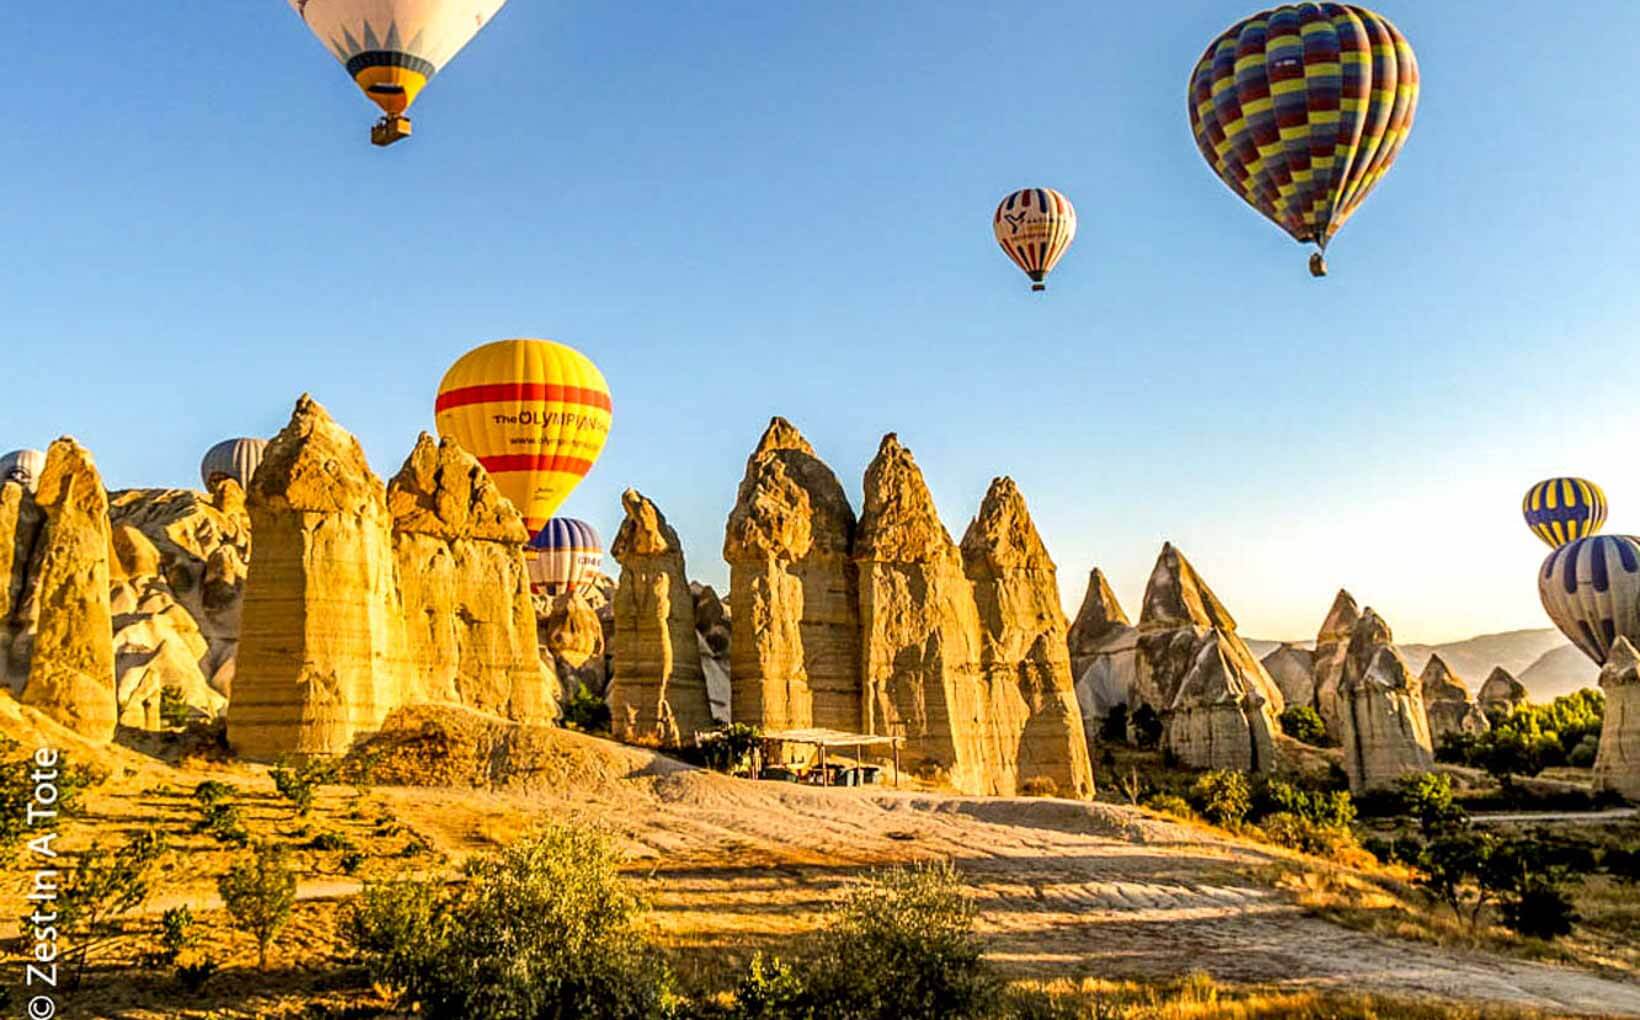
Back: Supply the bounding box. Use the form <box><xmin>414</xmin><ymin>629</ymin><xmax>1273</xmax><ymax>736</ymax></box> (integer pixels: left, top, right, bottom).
<box><xmin>5</xmin><ymin>1</ymin><xmax>1639</xmax><ymax>644</ymax></box>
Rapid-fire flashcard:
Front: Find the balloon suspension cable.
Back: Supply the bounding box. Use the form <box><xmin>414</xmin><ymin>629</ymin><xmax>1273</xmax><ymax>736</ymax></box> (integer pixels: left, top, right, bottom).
<box><xmin>1308</xmin><ymin>251</ymin><xmax>1328</xmax><ymax>279</ymax></box>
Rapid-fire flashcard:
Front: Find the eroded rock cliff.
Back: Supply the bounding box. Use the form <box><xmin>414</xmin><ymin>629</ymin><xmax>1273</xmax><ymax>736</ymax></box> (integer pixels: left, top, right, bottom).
<box><xmin>1067</xmin><ymin>568</ymin><xmax>1137</xmax><ymax>734</ymax></box>
<box><xmin>1337</xmin><ymin>609</ymin><xmax>1434</xmax><ymax>791</ymax></box>
<box><xmin>1420</xmin><ymin>654</ymin><xmax>1488</xmax><ymax>746</ymax></box>
<box><xmin>1594</xmin><ymin>638</ymin><xmax>1640</xmax><ymax>800</ymax></box>
<box><xmin>1313</xmin><ymin>589</ymin><xmax>1361</xmax><ymax>738</ymax></box>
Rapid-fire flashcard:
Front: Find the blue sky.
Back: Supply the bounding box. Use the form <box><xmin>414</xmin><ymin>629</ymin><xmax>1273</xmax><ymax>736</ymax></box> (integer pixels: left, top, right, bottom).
<box><xmin>4</xmin><ymin>1</ymin><xmax>1639</xmax><ymax>644</ymax></box>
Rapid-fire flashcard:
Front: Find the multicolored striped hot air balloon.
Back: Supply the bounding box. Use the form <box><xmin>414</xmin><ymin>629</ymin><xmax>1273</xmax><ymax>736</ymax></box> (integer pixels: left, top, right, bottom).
<box><xmin>1523</xmin><ymin>477</ymin><xmax>1608</xmax><ymax>549</ymax></box>
<box><xmin>528</xmin><ymin>518</ymin><xmax>604</xmax><ymax>596</ymax></box>
<box><xmin>200</xmin><ymin>438</ymin><xmax>269</xmax><ymax>491</ymax></box>
<box><xmin>0</xmin><ymin>449</ymin><xmax>45</xmax><ymax>493</ymax></box>
<box><xmin>993</xmin><ymin>188</ymin><xmax>1077</xmax><ymax>292</ymax></box>
<box><xmin>1539</xmin><ymin>534</ymin><xmax>1640</xmax><ymax>665</ymax></box>
<box><xmin>288</xmin><ymin>0</ymin><xmax>509</xmax><ymax>146</ymax></box>
<box><xmin>1187</xmin><ymin>5</ymin><xmax>1420</xmax><ymax>277</ymax></box>
<box><xmin>434</xmin><ymin>339</ymin><xmax>612</xmax><ymax>537</ymax></box>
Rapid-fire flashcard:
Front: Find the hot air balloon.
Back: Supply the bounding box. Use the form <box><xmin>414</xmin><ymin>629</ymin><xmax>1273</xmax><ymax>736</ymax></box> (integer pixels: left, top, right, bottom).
<box><xmin>1187</xmin><ymin>5</ymin><xmax>1419</xmax><ymax>277</ymax></box>
<box><xmin>1539</xmin><ymin>534</ymin><xmax>1640</xmax><ymax>664</ymax></box>
<box><xmin>0</xmin><ymin>449</ymin><xmax>46</xmax><ymax>493</ymax></box>
<box><xmin>1523</xmin><ymin>477</ymin><xmax>1608</xmax><ymax>549</ymax></box>
<box><xmin>287</xmin><ymin>0</ymin><xmax>508</xmax><ymax>146</ymax></box>
<box><xmin>528</xmin><ymin>519</ymin><xmax>603</xmax><ymax>596</ymax></box>
<box><xmin>434</xmin><ymin>339</ymin><xmax>612</xmax><ymax>537</ymax></box>
<box><xmin>201</xmin><ymin>438</ymin><xmax>269</xmax><ymax>491</ymax></box>
<box><xmin>993</xmin><ymin>188</ymin><xmax>1077</xmax><ymax>292</ymax></box>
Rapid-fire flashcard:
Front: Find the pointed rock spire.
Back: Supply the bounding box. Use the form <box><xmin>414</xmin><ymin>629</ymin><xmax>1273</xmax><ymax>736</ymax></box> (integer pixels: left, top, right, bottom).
<box><xmin>1594</xmin><ymin>638</ymin><xmax>1640</xmax><ymax>799</ymax></box>
<box><xmin>1138</xmin><ymin>543</ymin><xmax>1237</xmax><ymax>633</ymax></box>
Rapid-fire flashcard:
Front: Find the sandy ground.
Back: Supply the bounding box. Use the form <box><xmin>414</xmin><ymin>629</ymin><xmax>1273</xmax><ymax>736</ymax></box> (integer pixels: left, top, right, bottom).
<box><xmin>9</xmin><ymin>710</ymin><xmax>1640</xmax><ymax>1018</ymax></box>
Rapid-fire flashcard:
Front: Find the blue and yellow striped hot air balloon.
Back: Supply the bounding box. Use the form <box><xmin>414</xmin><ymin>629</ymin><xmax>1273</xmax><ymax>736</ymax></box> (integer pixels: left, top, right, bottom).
<box><xmin>288</xmin><ymin>0</ymin><xmax>509</xmax><ymax>146</ymax></box>
<box><xmin>1523</xmin><ymin>477</ymin><xmax>1608</xmax><ymax>549</ymax></box>
<box><xmin>1187</xmin><ymin>5</ymin><xmax>1420</xmax><ymax>277</ymax></box>
<box><xmin>528</xmin><ymin>518</ymin><xmax>604</xmax><ymax>596</ymax></box>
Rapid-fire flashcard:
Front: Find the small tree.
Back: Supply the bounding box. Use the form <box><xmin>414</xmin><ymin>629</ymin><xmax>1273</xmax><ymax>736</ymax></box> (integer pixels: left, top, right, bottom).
<box><xmin>269</xmin><ymin>756</ymin><xmax>337</xmax><ymax>817</ymax></box>
<box><xmin>1395</xmin><ymin>772</ymin><xmax>1465</xmax><ymax>836</ymax></box>
<box><xmin>55</xmin><ymin>830</ymin><xmax>168</xmax><ymax>985</ymax></box>
<box><xmin>159</xmin><ymin>686</ymin><xmax>192</xmax><ymax>728</ymax></box>
<box><xmin>1278</xmin><ymin>706</ymin><xmax>1328</xmax><ymax>747</ymax></box>
<box><xmin>1416</xmin><ymin>830</ymin><xmax>1499</xmax><ymax>930</ymax></box>
<box><xmin>562</xmin><ymin>683</ymin><xmax>613</xmax><ymax>733</ymax></box>
<box><xmin>218</xmin><ymin>842</ymin><xmax>298</xmax><ymax>970</ymax></box>
<box><xmin>702</xmin><ymin>723</ymin><xmax>761</xmax><ymax>775</ymax></box>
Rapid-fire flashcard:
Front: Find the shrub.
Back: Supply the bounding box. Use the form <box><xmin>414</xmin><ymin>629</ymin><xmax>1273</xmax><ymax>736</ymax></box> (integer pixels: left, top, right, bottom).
<box><xmin>308</xmin><ymin>831</ymin><xmax>355</xmax><ymax>852</ymax></box>
<box><xmin>1253</xmin><ymin>778</ymin><xmax>1355</xmax><ymax>829</ymax></box>
<box><xmin>1258</xmin><ymin>812</ymin><xmax>1359</xmax><ymax>858</ymax></box>
<box><xmin>800</xmin><ymin>861</ymin><xmax>999</xmax><ymax>1020</ymax></box>
<box><xmin>1394</xmin><ymin>772</ymin><xmax>1465</xmax><ymax>836</ymax></box>
<box><xmin>176</xmin><ymin>959</ymin><xmax>219</xmax><ymax>993</ymax></box>
<box><xmin>1020</xmin><ymin>776</ymin><xmax>1058</xmax><ymax>798</ymax></box>
<box><xmin>219</xmin><ymin>842</ymin><xmax>298</xmax><ymax>970</ymax></box>
<box><xmin>1278</xmin><ymin>705</ymin><xmax>1328</xmax><ymax>746</ymax></box>
<box><xmin>159</xmin><ymin>686</ymin><xmax>192</xmax><ymax>728</ymax></box>
<box><xmin>1567</xmin><ymin>735</ymin><xmax>1599</xmax><ymax>768</ymax></box>
<box><xmin>150</xmin><ymin>905</ymin><xmax>195</xmax><ymax>967</ymax></box>
<box><xmin>270</xmin><ymin>756</ymin><xmax>338</xmax><ymax>817</ymax></box>
<box><xmin>195</xmin><ymin>800</ymin><xmax>250</xmax><ymax>846</ymax></box>
<box><xmin>1499</xmin><ymin>883</ymin><xmax>1579</xmax><ymax>939</ymax></box>
<box><xmin>1143</xmin><ymin>793</ymin><xmax>1194</xmax><ymax>819</ymax></box>
<box><xmin>343</xmin><ymin>822</ymin><xmax>674</xmax><ymax>1019</ymax></box>
<box><xmin>721</xmin><ymin>953</ymin><xmax>810</xmax><ymax>1020</ymax></box>
<box><xmin>1190</xmin><ymin>770</ymin><xmax>1251</xmax><ymax>827</ymax></box>
<box><xmin>339</xmin><ymin>850</ymin><xmax>367</xmax><ymax>876</ymax></box>
<box><xmin>562</xmin><ymin>683</ymin><xmax>613</xmax><ymax>734</ymax></box>
<box><xmin>0</xmin><ymin>741</ymin><xmax>96</xmax><ymax>860</ymax></box>
<box><xmin>193</xmin><ymin>780</ymin><xmax>234</xmax><ymax>807</ymax></box>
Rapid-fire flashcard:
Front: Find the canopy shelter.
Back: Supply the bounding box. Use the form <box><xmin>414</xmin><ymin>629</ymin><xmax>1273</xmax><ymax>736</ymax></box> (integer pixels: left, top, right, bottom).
<box><xmin>759</xmin><ymin>728</ymin><xmax>903</xmax><ymax>788</ymax></box>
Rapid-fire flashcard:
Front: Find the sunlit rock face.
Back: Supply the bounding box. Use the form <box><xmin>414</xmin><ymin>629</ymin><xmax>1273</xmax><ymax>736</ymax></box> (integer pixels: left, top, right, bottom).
<box><xmin>722</xmin><ymin>418</ymin><xmax>859</xmax><ymax>733</ymax></box>
<box><xmin>1262</xmin><ymin>643</ymin><xmax>1317</xmax><ymax>713</ymax></box>
<box><xmin>1479</xmin><ymin>667</ymin><xmax>1528</xmax><ymax>716</ymax></box>
<box><xmin>228</xmin><ymin>396</ymin><xmax>409</xmax><ymax>760</ymax></box>
<box><xmin>610</xmin><ymin>489</ymin><xmax>713</xmax><ymax>747</ymax></box>
<box><xmin>1420</xmin><ymin>654</ymin><xmax>1488</xmax><ymax>746</ymax></box>
<box><xmin>1313</xmin><ymin>589</ymin><xmax>1361</xmax><ymax>739</ymax></box>
<box><xmin>1067</xmin><ymin>568</ymin><xmax>1138</xmax><ymax>739</ymax></box>
<box><xmin>960</xmin><ymin>477</ymin><xmax>1094</xmax><ymax>798</ymax></box>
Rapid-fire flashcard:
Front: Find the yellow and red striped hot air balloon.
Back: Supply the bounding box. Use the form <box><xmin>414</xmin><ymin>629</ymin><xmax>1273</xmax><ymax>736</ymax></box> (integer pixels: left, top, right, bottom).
<box><xmin>435</xmin><ymin>340</ymin><xmax>612</xmax><ymax>537</ymax></box>
<box><xmin>288</xmin><ymin>0</ymin><xmax>509</xmax><ymax>146</ymax></box>
<box><xmin>993</xmin><ymin>188</ymin><xmax>1077</xmax><ymax>292</ymax></box>
<box><xmin>1187</xmin><ymin>5</ymin><xmax>1419</xmax><ymax>277</ymax></box>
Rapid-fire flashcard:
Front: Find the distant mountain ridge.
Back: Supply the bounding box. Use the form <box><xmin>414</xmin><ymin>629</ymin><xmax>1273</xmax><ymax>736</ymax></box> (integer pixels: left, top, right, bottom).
<box><xmin>1246</xmin><ymin>628</ymin><xmax>1598</xmax><ymax>701</ymax></box>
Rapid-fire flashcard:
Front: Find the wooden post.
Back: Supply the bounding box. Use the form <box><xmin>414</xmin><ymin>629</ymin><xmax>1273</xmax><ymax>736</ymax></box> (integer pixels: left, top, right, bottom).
<box><xmin>893</xmin><ymin>740</ymin><xmax>900</xmax><ymax>788</ymax></box>
<box><xmin>819</xmin><ymin>744</ymin><xmax>829</xmax><ymax>787</ymax></box>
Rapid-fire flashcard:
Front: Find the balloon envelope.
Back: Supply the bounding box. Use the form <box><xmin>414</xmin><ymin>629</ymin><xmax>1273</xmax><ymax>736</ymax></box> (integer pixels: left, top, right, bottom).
<box><xmin>201</xmin><ymin>438</ymin><xmax>269</xmax><ymax>490</ymax></box>
<box><xmin>1539</xmin><ymin>535</ymin><xmax>1640</xmax><ymax>664</ymax></box>
<box><xmin>288</xmin><ymin>0</ymin><xmax>507</xmax><ymax>117</ymax></box>
<box><xmin>993</xmin><ymin>188</ymin><xmax>1076</xmax><ymax>291</ymax></box>
<box><xmin>1523</xmin><ymin>477</ymin><xmax>1607</xmax><ymax>549</ymax></box>
<box><xmin>528</xmin><ymin>519</ymin><xmax>603</xmax><ymax>596</ymax></box>
<box><xmin>1187</xmin><ymin>5</ymin><xmax>1419</xmax><ymax>260</ymax></box>
<box><xmin>434</xmin><ymin>339</ymin><xmax>612</xmax><ymax>537</ymax></box>
<box><xmin>0</xmin><ymin>449</ymin><xmax>45</xmax><ymax>493</ymax></box>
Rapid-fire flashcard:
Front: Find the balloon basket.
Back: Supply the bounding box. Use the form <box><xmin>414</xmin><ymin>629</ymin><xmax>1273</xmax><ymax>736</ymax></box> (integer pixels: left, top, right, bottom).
<box><xmin>371</xmin><ymin>115</ymin><xmax>413</xmax><ymax>147</ymax></box>
<box><xmin>1308</xmin><ymin>252</ymin><xmax>1328</xmax><ymax>278</ymax></box>
<box><xmin>1031</xmin><ymin>283</ymin><xmax>1046</xmax><ymax>293</ymax></box>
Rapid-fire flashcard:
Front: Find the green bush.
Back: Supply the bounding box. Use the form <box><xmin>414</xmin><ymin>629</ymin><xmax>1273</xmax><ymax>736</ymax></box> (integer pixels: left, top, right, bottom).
<box><xmin>562</xmin><ymin>683</ymin><xmax>613</xmax><ymax>733</ymax></box>
<box><xmin>1143</xmin><ymin>793</ymin><xmax>1194</xmax><ymax>819</ymax></box>
<box><xmin>270</xmin><ymin>756</ymin><xmax>338</xmax><ymax>816</ymax></box>
<box><xmin>343</xmin><ymin>822</ymin><xmax>674</xmax><ymax>1019</ymax></box>
<box><xmin>800</xmin><ymin>861</ymin><xmax>999</xmax><ymax>1020</ymax></box>
<box><xmin>1278</xmin><ymin>705</ymin><xmax>1328</xmax><ymax>746</ymax></box>
<box><xmin>701</xmin><ymin>723</ymin><xmax>761</xmax><ymax>775</ymax></box>
<box><xmin>339</xmin><ymin>850</ymin><xmax>366</xmax><ymax>876</ymax></box>
<box><xmin>1567</xmin><ymin>735</ymin><xmax>1600</xmax><ymax>768</ymax></box>
<box><xmin>192</xmin><ymin>780</ymin><xmax>234</xmax><ymax>808</ymax></box>
<box><xmin>1441</xmin><ymin>691</ymin><xmax>1605</xmax><ymax>780</ymax></box>
<box><xmin>1189</xmin><ymin>770</ymin><xmax>1251</xmax><ymax>827</ymax></box>
<box><xmin>195</xmin><ymin>800</ymin><xmax>250</xmax><ymax>846</ymax></box>
<box><xmin>219</xmin><ymin>842</ymin><xmax>298</xmax><ymax>970</ymax></box>
<box><xmin>159</xmin><ymin>686</ymin><xmax>192</xmax><ymax>728</ymax></box>
<box><xmin>1258</xmin><ymin>812</ymin><xmax>1359</xmax><ymax>858</ymax></box>
<box><xmin>150</xmin><ymin>905</ymin><xmax>195</xmax><ymax>967</ymax></box>
<box><xmin>719</xmin><ymin>953</ymin><xmax>810</xmax><ymax>1020</ymax></box>
<box><xmin>1394</xmin><ymin>772</ymin><xmax>1465</xmax><ymax>836</ymax></box>
<box><xmin>308</xmin><ymin>831</ymin><xmax>355</xmax><ymax>852</ymax></box>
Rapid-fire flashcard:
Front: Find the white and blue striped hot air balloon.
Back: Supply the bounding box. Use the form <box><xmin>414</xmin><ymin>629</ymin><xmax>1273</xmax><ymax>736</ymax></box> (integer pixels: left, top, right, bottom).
<box><xmin>1538</xmin><ymin>534</ymin><xmax>1640</xmax><ymax>665</ymax></box>
<box><xmin>200</xmin><ymin>438</ymin><xmax>269</xmax><ymax>491</ymax></box>
<box><xmin>528</xmin><ymin>519</ymin><xmax>603</xmax><ymax>597</ymax></box>
<box><xmin>0</xmin><ymin>449</ymin><xmax>46</xmax><ymax>493</ymax></box>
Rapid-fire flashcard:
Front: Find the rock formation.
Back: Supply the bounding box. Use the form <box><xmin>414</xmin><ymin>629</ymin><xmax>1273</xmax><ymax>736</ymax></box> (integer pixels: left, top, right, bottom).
<box><xmin>19</xmin><ymin>438</ymin><xmax>118</xmax><ymax>741</ymax></box>
<box><xmin>960</xmin><ymin>477</ymin><xmax>1094</xmax><ymax>798</ymax></box>
<box><xmin>0</xmin><ymin>478</ymin><xmax>44</xmax><ymax>692</ymax></box>
<box><xmin>1593</xmin><ymin>638</ymin><xmax>1640</xmax><ymax>800</ymax></box>
<box><xmin>1479</xmin><ymin>667</ymin><xmax>1529</xmax><ymax>716</ymax></box>
<box><xmin>387</xmin><ymin>433</ymin><xmax>556</xmax><ymax>724</ymax></box>
<box><xmin>1261</xmin><ymin>643</ymin><xmax>1317</xmax><ymax>713</ymax></box>
<box><xmin>1066</xmin><ymin>568</ymin><xmax>1138</xmax><ymax>734</ymax></box>
<box><xmin>1336</xmin><ymin>609</ymin><xmax>1434</xmax><ymax>791</ymax></box>
<box><xmin>105</xmin><ymin>487</ymin><xmax>249</xmax><ymax>728</ymax></box>
<box><xmin>609</xmin><ymin>489</ymin><xmax>714</xmax><ymax>746</ymax></box>
<box><xmin>722</xmin><ymin>418</ymin><xmax>860</xmax><ymax>733</ymax></box>
<box><xmin>692</xmin><ymin>583</ymin><xmax>732</xmax><ymax>723</ymax></box>
<box><xmin>854</xmin><ymin>435</ymin><xmax>993</xmax><ymax>793</ymax></box>
<box><xmin>1312</xmin><ymin>589</ymin><xmax>1361</xmax><ymax>738</ymax></box>
<box><xmin>540</xmin><ymin>592</ymin><xmax>608</xmax><ymax>699</ymax></box>
<box><xmin>228</xmin><ymin>396</ymin><xmax>409</xmax><ymax>760</ymax></box>
<box><xmin>1129</xmin><ymin>544</ymin><xmax>1282</xmax><ymax>770</ymax></box>
<box><xmin>1420</xmin><ymin>654</ymin><xmax>1488</xmax><ymax>746</ymax></box>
